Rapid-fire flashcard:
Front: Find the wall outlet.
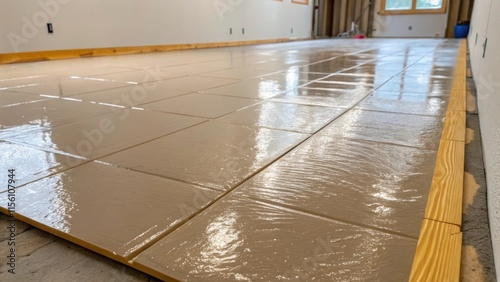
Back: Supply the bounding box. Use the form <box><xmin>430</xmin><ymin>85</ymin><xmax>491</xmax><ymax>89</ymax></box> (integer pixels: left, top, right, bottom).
<box><xmin>408</xmin><ymin>26</ymin><xmax>412</xmax><ymax>31</ymax></box>
<box><xmin>230</xmin><ymin>28</ymin><xmax>232</xmax><ymax>35</ymax></box>
<box><xmin>291</xmin><ymin>27</ymin><xmax>293</xmax><ymax>34</ymax></box>
<box><xmin>242</xmin><ymin>28</ymin><xmax>245</xmax><ymax>35</ymax></box>
<box><xmin>47</xmin><ymin>23</ymin><xmax>53</xmax><ymax>34</ymax></box>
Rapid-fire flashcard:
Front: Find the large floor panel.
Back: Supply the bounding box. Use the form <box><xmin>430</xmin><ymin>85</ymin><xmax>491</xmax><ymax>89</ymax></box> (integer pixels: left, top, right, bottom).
<box><xmin>0</xmin><ymin>162</ymin><xmax>223</xmax><ymax>261</ymax></box>
<box><xmin>6</xmin><ymin>109</ymin><xmax>205</xmax><ymax>160</ymax></box>
<box><xmin>133</xmin><ymin>195</ymin><xmax>416</xmax><ymax>282</ymax></box>
<box><xmin>233</xmin><ymin>135</ymin><xmax>436</xmax><ymax>237</ymax></box>
<box><xmin>100</xmin><ymin>121</ymin><xmax>309</xmax><ymax>191</ymax></box>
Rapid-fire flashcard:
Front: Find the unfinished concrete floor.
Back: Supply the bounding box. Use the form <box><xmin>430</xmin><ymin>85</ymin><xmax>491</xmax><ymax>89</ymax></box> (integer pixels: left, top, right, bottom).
<box><xmin>0</xmin><ymin>39</ymin><xmax>462</xmax><ymax>281</ymax></box>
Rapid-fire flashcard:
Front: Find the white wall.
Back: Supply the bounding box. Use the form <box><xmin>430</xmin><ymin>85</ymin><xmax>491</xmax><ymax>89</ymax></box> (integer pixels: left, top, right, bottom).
<box><xmin>0</xmin><ymin>0</ymin><xmax>313</xmax><ymax>54</ymax></box>
<box><xmin>468</xmin><ymin>0</ymin><xmax>500</xmax><ymax>279</ymax></box>
<box><xmin>371</xmin><ymin>0</ymin><xmax>448</xmax><ymax>38</ymax></box>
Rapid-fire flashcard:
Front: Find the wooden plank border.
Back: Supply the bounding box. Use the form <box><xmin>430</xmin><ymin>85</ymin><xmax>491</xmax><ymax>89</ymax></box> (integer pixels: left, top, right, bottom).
<box><xmin>0</xmin><ymin>37</ymin><xmax>312</xmax><ymax>64</ymax></box>
<box><xmin>409</xmin><ymin>39</ymin><xmax>467</xmax><ymax>281</ymax></box>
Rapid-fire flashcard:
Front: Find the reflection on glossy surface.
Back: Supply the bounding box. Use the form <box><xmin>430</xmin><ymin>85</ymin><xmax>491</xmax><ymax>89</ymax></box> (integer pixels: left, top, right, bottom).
<box><xmin>8</xmin><ymin>109</ymin><xmax>205</xmax><ymax>160</ymax></box>
<box><xmin>0</xmin><ymin>90</ymin><xmax>46</xmax><ymax>107</ymax></box>
<box><xmin>86</xmin><ymin>69</ymin><xmax>181</xmax><ymax>84</ymax></box>
<box><xmin>216</xmin><ymin>101</ymin><xmax>345</xmax><ymax>133</ymax></box>
<box><xmin>101</xmin><ymin>121</ymin><xmax>309</xmax><ymax>190</ymax></box>
<box><xmin>305</xmin><ymin>81</ymin><xmax>376</xmax><ymax>93</ymax></box>
<box><xmin>0</xmin><ymin>162</ymin><xmax>222</xmax><ymax>258</ymax></box>
<box><xmin>0</xmin><ymin>99</ymin><xmax>113</xmax><ymax>139</ymax></box>
<box><xmin>356</xmin><ymin>90</ymin><xmax>448</xmax><ymax>116</ymax></box>
<box><xmin>260</xmin><ymin>70</ymin><xmax>330</xmax><ymax>82</ymax></box>
<box><xmin>141</xmin><ymin>75</ymin><xmax>238</xmax><ymax>92</ymax></box>
<box><xmin>141</xmin><ymin>93</ymin><xmax>259</xmax><ymax>118</ymax></box>
<box><xmin>319</xmin><ymin>109</ymin><xmax>443</xmax><ymax>150</ymax></box>
<box><xmin>271</xmin><ymin>87</ymin><xmax>369</xmax><ymax>108</ymax></box>
<box><xmin>134</xmin><ymin>195</ymin><xmax>416</xmax><ymax>282</ymax></box>
<box><xmin>202</xmin><ymin>77</ymin><xmax>302</xmax><ymax>99</ymax></box>
<box><xmin>378</xmin><ymin>75</ymin><xmax>453</xmax><ymax>95</ymax></box>
<box><xmin>0</xmin><ymin>141</ymin><xmax>83</xmax><ymax>191</ymax></box>
<box><xmin>7</xmin><ymin>75</ymin><xmax>134</xmax><ymax>96</ymax></box>
<box><xmin>73</xmin><ymin>84</ymin><xmax>190</xmax><ymax>107</ymax></box>
<box><xmin>0</xmin><ymin>38</ymin><xmax>461</xmax><ymax>281</ymax></box>
<box><xmin>200</xmin><ymin>67</ymin><xmax>273</xmax><ymax>80</ymax></box>
<box><xmin>319</xmin><ymin>73</ymin><xmax>393</xmax><ymax>86</ymax></box>
<box><xmin>234</xmin><ymin>136</ymin><xmax>436</xmax><ymax>236</ymax></box>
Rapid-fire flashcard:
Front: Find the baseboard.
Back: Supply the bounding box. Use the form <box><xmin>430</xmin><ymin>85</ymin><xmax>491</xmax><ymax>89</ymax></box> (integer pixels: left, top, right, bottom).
<box><xmin>0</xmin><ymin>37</ymin><xmax>312</xmax><ymax>64</ymax></box>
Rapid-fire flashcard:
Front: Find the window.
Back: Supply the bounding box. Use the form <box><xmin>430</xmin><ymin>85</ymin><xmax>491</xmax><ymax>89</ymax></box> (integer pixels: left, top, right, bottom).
<box><xmin>380</xmin><ymin>0</ymin><xmax>447</xmax><ymax>15</ymax></box>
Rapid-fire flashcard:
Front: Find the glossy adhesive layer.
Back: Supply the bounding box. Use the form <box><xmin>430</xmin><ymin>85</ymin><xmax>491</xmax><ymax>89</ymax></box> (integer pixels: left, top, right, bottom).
<box><xmin>7</xmin><ymin>75</ymin><xmax>133</xmax><ymax>96</ymax></box>
<box><xmin>7</xmin><ymin>109</ymin><xmax>205</xmax><ymax>160</ymax></box>
<box><xmin>101</xmin><ymin>121</ymin><xmax>309</xmax><ymax>190</ymax></box>
<box><xmin>143</xmin><ymin>76</ymin><xmax>238</xmax><ymax>92</ymax></box>
<box><xmin>73</xmin><ymin>85</ymin><xmax>190</xmax><ymax>107</ymax></box>
<box><xmin>355</xmin><ymin>91</ymin><xmax>448</xmax><ymax>116</ymax></box>
<box><xmin>202</xmin><ymin>78</ymin><xmax>299</xmax><ymax>99</ymax></box>
<box><xmin>234</xmin><ymin>135</ymin><xmax>437</xmax><ymax>237</ymax></box>
<box><xmin>0</xmin><ymin>90</ymin><xmax>46</xmax><ymax>107</ymax></box>
<box><xmin>0</xmin><ymin>162</ymin><xmax>222</xmax><ymax>259</ymax></box>
<box><xmin>0</xmin><ymin>99</ymin><xmax>113</xmax><ymax>139</ymax></box>
<box><xmin>0</xmin><ymin>141</ymin><xmax>82</xmax><ymax>191</ymax></box>
<box><xmin>141</xmin><ymin>93</ymin><xmax>259</xmax><ymax>118</ymax></box>
<box><xmin>0</xmin><ymin>39</ymin><xmax>462</xmax><ymax>281</ymax></box>
<box><xmin>134</xmin><ymin>195</ymin><xmax>417</xmax><ymax>282</ymax></box>
<box><xmin>270</xmin><ymin>87</ymin><xmax>369</xmax><ymax>108</ymax></box>
<box><xmin>216</xmin><ymin>101</ymin><xmax>345</xmax><ymax>133</ymax></box>
<box><xmin>319</xmin><ymin>109</ymin><xmax>444</xmax><ymax>150</ymax></box>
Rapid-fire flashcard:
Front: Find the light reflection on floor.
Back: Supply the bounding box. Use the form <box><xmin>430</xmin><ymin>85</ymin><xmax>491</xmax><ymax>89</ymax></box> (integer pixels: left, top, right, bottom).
<box><xmin>0</xmin><ymin>38</ymin><xmax>460</xmax><ymax>281</ymax></box>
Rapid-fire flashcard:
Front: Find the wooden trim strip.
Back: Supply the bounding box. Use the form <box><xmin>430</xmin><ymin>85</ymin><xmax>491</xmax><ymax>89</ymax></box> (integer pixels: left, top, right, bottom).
<box><xmin>441</xmin><ymin>111</ymin><xmax>466</xmax><ymax>142</ymax></box>
<box><xmin>410</xmin><ymin>219</ymin><xmax>462</xmax><ymax>281</ymax></box>
<box><xmin>409</xmin><ymin>39</ymin><xmax>467</xmax><ymax>282</ymax></box>
<box><xmin>0</xmin><ymin>37</ymin><xmax>312</xmax><ymax>64</ymax></box>
<box><xmin>423</xmin><ymin>139</ymin><xmax>465</xmax><ymax>225</ymax></box>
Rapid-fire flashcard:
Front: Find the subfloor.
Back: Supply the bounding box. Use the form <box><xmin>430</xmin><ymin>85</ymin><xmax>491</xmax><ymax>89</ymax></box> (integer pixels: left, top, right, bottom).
<box><xmin>0</xmin><ymin>39</ymin><xmax>463</xmax><ymax>281</ymax></box>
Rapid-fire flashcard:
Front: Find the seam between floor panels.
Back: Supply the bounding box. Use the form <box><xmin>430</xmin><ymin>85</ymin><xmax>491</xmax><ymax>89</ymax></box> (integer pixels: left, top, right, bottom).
<box><xmin>123</xmin><ymin>43</ymin><xmax>439</xmax><ymax>261</ymax></box>
<box><xmin>246</xmin><ymin>196</ymin><xmax>420</xmax><ymax>240</ymax></box>
<box><xmin>409</xmin><ymin>39</ymin><xmax>467</xmax><ymax>282</ymax></box>
<box><xmin>0</xmin><ymin>41</ymin><xmax>451</xmax><ymax>282</ymax></box>
<box><xmin>124</xmin><ymin>62</ymin><xmax>406</xmax><ymax>262</ymax></box>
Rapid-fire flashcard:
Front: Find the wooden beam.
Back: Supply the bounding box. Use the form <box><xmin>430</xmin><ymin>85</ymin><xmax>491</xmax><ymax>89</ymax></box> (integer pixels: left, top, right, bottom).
<box><xmin>459</xmin><ymin>0</ymin><xmax>471</xmax><ymax>21</ymax></box>
<box><xmin>410</xmin><ymin>220</ymin><xmax>462</xmax><ymax>282</ymax></box>
<box><xmin>339</xmin><ymin>0</ymin><xmax>348</xmax><ymax>33</ymax></box>
<box><xmin>0</xmin><ymin>37</ymin><xmax>312</xmax><ymax>64</ymax></box>
<box><xmin>332</xmin><ymin>0</ymin><xmax>342</xmax><ymax>36</ymax></box>
<box><xmin>446</xmin><ymin>0</ymin><xmax>461</xmax><ymax>38</ymax></box>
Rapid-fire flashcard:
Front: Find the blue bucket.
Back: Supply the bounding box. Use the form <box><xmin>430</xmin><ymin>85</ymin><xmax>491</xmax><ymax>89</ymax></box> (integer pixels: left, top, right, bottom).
<box><xmin>455</xmin><ymin>25</ymin><xmax>470</xmax><ymax>38</ymax></box>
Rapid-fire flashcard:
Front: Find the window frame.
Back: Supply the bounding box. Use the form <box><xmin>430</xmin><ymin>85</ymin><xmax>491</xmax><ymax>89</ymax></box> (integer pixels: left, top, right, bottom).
<box><xmin>379</xmin><ymin>0</ymin><xmax>448</xmax><ymax>15</ymax></box>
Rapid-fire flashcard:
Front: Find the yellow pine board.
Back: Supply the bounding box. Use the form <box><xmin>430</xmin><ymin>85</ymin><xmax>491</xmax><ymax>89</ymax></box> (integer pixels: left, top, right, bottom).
<box><xmin>424</xmin><ymin>139</ymin><xmax>465</xmax><ymax>225</ymax></box>
<box><xmin>442</xmin><ymin>111</ymin><xmax>466</xmax><ymax>142</ymax></box>
<box><xmin>410</xmin><ymin>219</ymin><xmax>462</xmax><ymax>282</ymax></box>
<box><xmin>0</xmin><ymin>38</ymin><xmax>309</xmax><ymax>64</ymax></box>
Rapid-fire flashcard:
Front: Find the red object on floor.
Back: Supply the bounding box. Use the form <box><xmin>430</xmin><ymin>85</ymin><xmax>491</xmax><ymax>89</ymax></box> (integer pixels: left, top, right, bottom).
<box><xmin>355</xmin><ymin>34</ymin><xmax>366</xmax><ymax>39</ymax></box>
